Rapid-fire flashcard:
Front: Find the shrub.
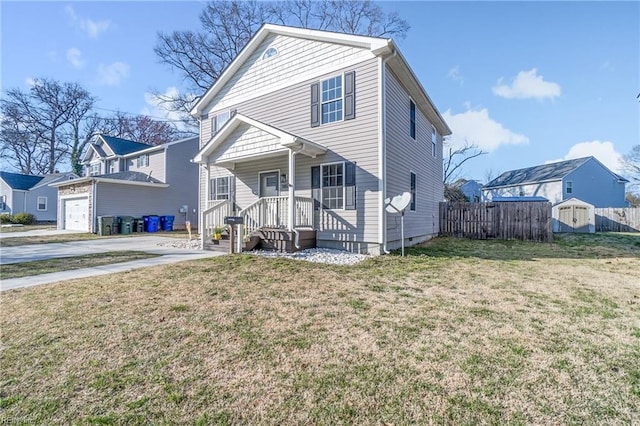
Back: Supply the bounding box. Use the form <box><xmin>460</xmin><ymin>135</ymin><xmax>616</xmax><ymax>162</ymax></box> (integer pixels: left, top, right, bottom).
<box><xmin>0</xmin><ymin>213</ymin><xmax>12</xmax><ymax>224</ymax></box>
<box><xmin>11</xmin><ymin>212</ymin><xmax>36</xmax><ymax>225</ymax></box>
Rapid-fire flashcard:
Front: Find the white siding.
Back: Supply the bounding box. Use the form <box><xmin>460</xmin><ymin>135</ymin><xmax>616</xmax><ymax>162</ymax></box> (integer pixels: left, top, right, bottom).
<box><xmin>202</xmin><ymin>57</ymin><xmax>380</xmax><ymax>248</ymax></box>
<box><xmin>385</xmin><ymin>67</ymin><xmax>443</xmax><ymax>246</ymax></box>
<box><xmin>213</xmin><ymin>124</ymin><xmax>284</xmax><ymax>163</ymax></box>
<box><xmin>126</xmin><ymin>149</ymin><xmax>166</xmax><ymax>182</ymax></box>
<box><xmin>208</xmin><ymin>34</ymin><xmax>373</xmax><ymax>111</ymax></box>
<box><xmin>484</xmin><ymin>181</ymin><xmax>563</xmax><ymax>204</ymax></box>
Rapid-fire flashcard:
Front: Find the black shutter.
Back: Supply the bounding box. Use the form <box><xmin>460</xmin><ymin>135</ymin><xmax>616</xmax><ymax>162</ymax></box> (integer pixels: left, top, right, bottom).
<box><xmin>310</xmin><ymin>82</ymin><xmax>320</xmax><ymax>127</ymax></box>
<box><xmin>311</xmin><ymin>166</ymin><xmax>321</xmax><ymax>210</ymax></box>
<box><xmin>344</xmin><ymin>71</ymin><xmax>356</xmax><ymax>120</ymax></box>
<box><xmin>345</xmin><ymin>162</ymin><xmax>356</xmax><ymax>210</ymax></box>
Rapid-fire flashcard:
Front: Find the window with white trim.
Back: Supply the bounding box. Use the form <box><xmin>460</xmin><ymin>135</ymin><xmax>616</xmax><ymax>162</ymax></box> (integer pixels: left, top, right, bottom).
<box><xmin>566</xmin><ymin>180</ymin><xmax>573</xmax><ymax>194</ymax></box>
<box><xmin>89</xmin><ymin>162</ymin><xmax>100</xmax><ymax>176</ymax></box>
<box><xmin>137</xmin><ymin>154</ymin><xmax>149</xmax><ymax>168</ymax></box>
<box><xmin>431</xmin><ymin>126</ymin><xmax>437</xmax><ymax>156</ymax></box>
<box><xmin>410</xmin><ymin>172</ymin><xmax>417</xmax><ymax>211</ymax></box>
<box><xmin>410</xmin><ymin>100</ymin><xmax>416</xmax><ymax>139</ymax></box>
<box><xmin>210</xmin><ymin>176</ymin><xmax>230</xmax><ymax>200</ymax></box>
<box><xmin>322</xmin><ymin>163</ymin><xmax>344</xmax><ymax>209</ymax></box>
<box><xmin>37</xmin><ymin>196</ymin><xmax>47</xmax><ymax>211</ymax></box>
<box><xmin>212</xmin><ymin>110</ymin><xmax>231</xmax><ymax>134</ymax></box>
<box><xmin>262</xmin><ymin>47</ymin><xmax>278</xmax><ymax>60</ymax></box>
<box><xmin>321</xmin><ymin>75</ymin><xmax>343</xmax><ymax>124</ymax></box>
<box><xmin>108</xmin><ymin>160</ymin><xmax>115</xmax><ymax>174</ymax></box>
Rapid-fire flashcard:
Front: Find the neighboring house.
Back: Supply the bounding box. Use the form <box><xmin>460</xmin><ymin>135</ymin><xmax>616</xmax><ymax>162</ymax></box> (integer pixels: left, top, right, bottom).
<box><xmin>482</xmin><ymin>157</ymin><xmax>629</xmax><ymax>208</ymax></box>
<box><xmin>0</xmin><ymin>171</ymin><xmax>77</xmax><ymax>222</ymax></box>
<box><xmin>51</xmin><ymin>135</ymin><xmax>199</xmax><ymax>232</ymax></box>
<box><xmin>191</xmin><ymin>24</ymin><xmax>452</xmax><ymax>254</ymax></box>
<box><xmin>459</xmin><ymin>180</ymin><xmax>483</xmax><ymax>202</ymax></box>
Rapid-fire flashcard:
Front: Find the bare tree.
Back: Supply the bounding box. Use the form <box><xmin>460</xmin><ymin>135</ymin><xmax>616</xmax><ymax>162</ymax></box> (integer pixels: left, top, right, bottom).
<box><xmin>1</xmin><ymin>79</ymin><xmax>96</xmax><ymax>174</ymax></box>
<box><xmin>101</xmin><ymin>112</ymin><xmax>192</xmax><ymax>146</ymax></box>
<box><xmin>443</xmin><ymin>139</ymin><xmax>487</xmax><ymax>184</ymax></box>
<box><xmin>154</xmin><ymin>0</ymin><xmax>409</xmax><ymax>115</ymax></box>
<box><xmin>621</xmin><ymin>145</ymin><xmax>640</xmax><ymax>190</ymax></box>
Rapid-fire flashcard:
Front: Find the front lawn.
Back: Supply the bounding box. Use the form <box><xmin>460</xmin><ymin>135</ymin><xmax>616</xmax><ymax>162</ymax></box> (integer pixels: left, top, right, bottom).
<box><xmin>1</xmin><ymin>234</ymin><xmax>639</xmax><ymax>424</ymax></box>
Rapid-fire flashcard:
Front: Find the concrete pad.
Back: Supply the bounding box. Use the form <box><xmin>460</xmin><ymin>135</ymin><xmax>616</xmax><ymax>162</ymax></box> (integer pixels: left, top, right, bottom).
<box><xmin>0</xmin><ymin>235</ymin><xmax>227</xmax><ymax>291</ymax></box>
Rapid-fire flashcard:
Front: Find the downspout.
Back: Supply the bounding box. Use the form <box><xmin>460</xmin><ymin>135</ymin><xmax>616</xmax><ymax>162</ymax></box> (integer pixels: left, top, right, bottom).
<box><xmin>379</xmin><ymin>48</ymin><xmax>397</xmax><ymax>254</ymax></box>
<box><xmin>92</xmin><ymin>179</ymin><xmax>97</xmax><ymax>233</ymax></box>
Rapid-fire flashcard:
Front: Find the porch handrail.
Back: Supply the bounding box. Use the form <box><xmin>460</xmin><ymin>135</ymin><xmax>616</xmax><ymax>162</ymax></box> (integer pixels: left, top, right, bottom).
<box><xmin>201</xmin><ymin>199</ymin><xmax>233</xmax><ymax>243</ymax></box>
<box><xmin>239</xmin><ymin>196</ymin><xmax>315</xmax><ymax>237</ymax></box>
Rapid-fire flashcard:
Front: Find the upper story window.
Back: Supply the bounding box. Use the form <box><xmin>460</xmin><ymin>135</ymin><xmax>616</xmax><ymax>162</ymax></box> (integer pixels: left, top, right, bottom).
<box><xmin>137</xmin><ymin>154</ymin><xmax>149</xmax><ymax>168</ymax></box>
<box><xmin>0</xmin><ymin>195</ymin><xmax>7</xmax><ymax>211</ymax></box>
<box><xmin>212</xmin><ymin>110</ymin><xmax>231</xmax><ymax>134</ymax></box>
<box><xmin>262</xmin><ymin>47</ymin><xmax>278</xmax><ymax>60</ymax></box>
<box><xmin>409</xmin><ymin>100</ymin><xmax>416</xmax><ymax>139</ymax></box>
<box><xmin>108</xmin><ymin>160</ymin><xmax>115</xmax><ymax>174</ymax></box>
<box><xmin>321</xmin><ymin>76</ymin><xmax>343</xmax><ymax>124</ymax></box>
<box><xmin>89</xmin><ymin>162</ymin><xmax>100</xmax><ymax>176</ymax></box>
<box><xmin>431</xmin><ymin>126</ymin><xmax>437</xmax><ymax>156</ymax></box>
<box><xmin>37</xmin><ymin>196</ymin><xmax>47</xmax><ymax>211</ymax></box>
<box><xmin>566</xmin><ymin>181</ymin><xmax>573</xmax><ymax>194</ymax></box>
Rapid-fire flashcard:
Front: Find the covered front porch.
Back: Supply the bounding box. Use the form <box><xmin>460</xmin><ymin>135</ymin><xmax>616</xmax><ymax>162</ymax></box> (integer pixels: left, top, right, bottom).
<box><xmin>194</xmin><ymin>113</ymin><xmax>327</xmax><ymax>252</ymax></box>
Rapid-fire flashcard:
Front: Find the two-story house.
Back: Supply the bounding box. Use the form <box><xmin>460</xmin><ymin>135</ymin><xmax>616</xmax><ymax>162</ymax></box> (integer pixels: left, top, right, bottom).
<box><xmin>482</xmin><ymin>157</ymin><xmax>629</xmax><ymax>208</ymax></box>
<box><xmin>0</xmin><ymin>171</ymin><xmax>77</xmax><ymax>222</ymax></box>
<box><xmin>52</xmin><ymin>135</ymin><xmax>199</xmax><ymax>232</ymax></box>
<box><xmin>192</xmin><ymin>24</ymin><xmax>451</xmax><ymax>254</ymax></box>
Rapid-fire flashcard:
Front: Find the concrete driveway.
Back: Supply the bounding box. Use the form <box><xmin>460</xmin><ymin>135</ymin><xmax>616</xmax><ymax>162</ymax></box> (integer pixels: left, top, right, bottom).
<box><xmin>1</xmin><ymin>235</ymin><xmax>225</xmax><ymax>291</ymax></box>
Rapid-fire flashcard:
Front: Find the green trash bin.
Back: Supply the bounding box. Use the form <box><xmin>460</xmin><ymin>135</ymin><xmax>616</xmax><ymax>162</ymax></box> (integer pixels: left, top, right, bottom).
<box><xmin>133</xmin><ymin>218</ymin><xmax>144</xmax><ymax>233</ymax></box>
<box><xmin>119</xmin><ymin>216</ymin><xmax>134</xmax><ymax>235</ymax></box>
<box><xmin>98</xmin><ymin>216</ymin><xmax>114</xmax><ymax>236</ymax></box>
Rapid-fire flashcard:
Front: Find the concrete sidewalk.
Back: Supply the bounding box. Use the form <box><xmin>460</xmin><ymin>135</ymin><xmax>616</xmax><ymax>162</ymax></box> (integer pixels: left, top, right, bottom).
<box><xmin>0</xmin><ymin>236</ymin><xmax>225</xmax><ymax>291</ymax></box>
<box><xmin>0</xmin><ymin>228</ymin><xmax>84</xmax><ymax>239</ymax></box>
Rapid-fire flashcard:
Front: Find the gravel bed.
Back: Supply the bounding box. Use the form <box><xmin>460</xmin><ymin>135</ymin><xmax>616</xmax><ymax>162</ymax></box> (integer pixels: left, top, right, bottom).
<box><xmin>157</xmin><ymin>239</ymin><xmax>202</xmax><ymax>249</ymax></box>
<box><xmin>247</xmin><ymin>248</ymin><xmax>371</xmax><ymax>265</ymax></box>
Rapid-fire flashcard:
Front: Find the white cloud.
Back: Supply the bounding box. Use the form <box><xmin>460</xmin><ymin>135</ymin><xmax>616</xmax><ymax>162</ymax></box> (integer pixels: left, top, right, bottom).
<box><xmin>492</xmin><ymin>68</ymin><xmax>561</xmax><ymax>100</ymax></box>
<box><xmin>442</xmin><ymin>107</ymin><xmax>529</xmax><ymax>152</ymax></box>
<box><xmin>142</xmin><ymin>87</ymin><xmax>197</xmax><ymax>132</ymax></box>
<box><xmin>546</xmin><ymin>141</ymin><xmax>623</xmax><ymax>173</ymax></box>
<box><xmin>25</xmin><ymin>77</ymin><xmax>36</xmax><ymax>87</ymax></box>
<box><xmin>447</xmin><ymin>66</ymin><xmax>464</xmax><ymax>85</ymax></box>
<box><xmin>65</xmin><ymin>5</ymin><xmax>111</xmax><ymax>38</ymax></box>
<box><xmin>66</xmin><ymin>48</ymin><xmax>84</xmax><ymax>69</ymax></box>
<box><xmin>96</xmin><ymin>62</ymin><xmax>130</xmax><ymax>86</ymax></box>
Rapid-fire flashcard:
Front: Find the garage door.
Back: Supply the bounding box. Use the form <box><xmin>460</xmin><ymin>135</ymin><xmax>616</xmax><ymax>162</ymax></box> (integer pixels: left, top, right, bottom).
<box><xmin>64</xmin><ymin>197</ymin><xmax>89</xmax><ymax>231</ymax></box>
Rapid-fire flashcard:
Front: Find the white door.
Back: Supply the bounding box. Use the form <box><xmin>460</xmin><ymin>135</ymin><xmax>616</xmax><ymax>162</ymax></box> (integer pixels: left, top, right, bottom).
<box><xmin>64</xmin><ymin>197</ymin><xmax>89</xmax><ymax>231</ymax></box>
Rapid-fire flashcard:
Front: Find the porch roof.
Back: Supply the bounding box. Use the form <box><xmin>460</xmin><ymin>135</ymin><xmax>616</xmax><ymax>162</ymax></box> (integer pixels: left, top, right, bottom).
<box><xmin>193</xmin><ymin>113</ymin><xmax>326</xmax><ymax>165</ymax></box>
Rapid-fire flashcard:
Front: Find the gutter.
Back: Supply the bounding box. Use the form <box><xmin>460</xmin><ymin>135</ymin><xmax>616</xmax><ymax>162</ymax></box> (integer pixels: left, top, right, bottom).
<box><xmin>379</xmin><ymin>46</ymin><xmax>397</xmax><ymax>255</ymax></box>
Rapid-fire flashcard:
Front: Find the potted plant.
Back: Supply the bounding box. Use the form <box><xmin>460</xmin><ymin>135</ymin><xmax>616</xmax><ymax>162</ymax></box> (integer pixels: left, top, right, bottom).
<box><xmin>213</xmin><ymin>226</ymin><xmax>223</xmax><ymax>241</ymax></box>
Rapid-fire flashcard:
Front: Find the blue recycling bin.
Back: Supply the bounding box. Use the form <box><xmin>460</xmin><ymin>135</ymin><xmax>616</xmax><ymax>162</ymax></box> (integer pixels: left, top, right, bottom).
<box><xmin>143</xmin><ymin>215</ymin><xmax>160</xmax><ymax>232</ymax></box>
<box><xmin>160</xmin><ymin>215</ymin><xmax>175</xmax><ymax>231</ymax></box>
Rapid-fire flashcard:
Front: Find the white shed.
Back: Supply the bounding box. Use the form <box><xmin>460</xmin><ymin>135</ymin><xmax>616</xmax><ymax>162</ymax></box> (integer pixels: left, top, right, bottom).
<box><xmin>552</xmin><ymin>198</ymin><xmax>595</xmax><ymax>233</ymax></box>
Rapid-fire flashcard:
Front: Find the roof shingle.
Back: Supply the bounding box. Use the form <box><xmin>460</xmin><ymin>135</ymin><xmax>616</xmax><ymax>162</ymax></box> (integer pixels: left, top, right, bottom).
<box><xmin>0</xmin><ymin>171</ymin><xmax>44</xmax><ymax>190</ymax></box>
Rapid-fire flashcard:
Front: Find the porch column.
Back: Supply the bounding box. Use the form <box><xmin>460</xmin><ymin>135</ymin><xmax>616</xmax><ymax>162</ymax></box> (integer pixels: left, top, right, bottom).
<box><xmin>288</xmin><ymin>149</ymin><xmax>296</xmax><ymax>231</ymax></box>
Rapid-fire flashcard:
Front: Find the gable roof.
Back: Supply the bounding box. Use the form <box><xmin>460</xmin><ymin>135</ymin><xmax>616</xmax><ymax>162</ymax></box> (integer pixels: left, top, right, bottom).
<box><xmin>32</xmin><ymin>172</ymin><xmax>78</xmax><ymax>189</ymax></box>
<box><xmin>51</xmin><ymin>171</ymin><xmax>168</xmax><ymax>188</ymax></box>
<box><xmin>193</xmin><ymin>113</ymin><xmax>326</xmax><ymax>164</ymax></box>
<box><xmin>99</xmin><ymin>135</ymin><xmax>152</xmax><ymax>156</ymax></box>
<box><xmin>0</xmin><ymin>171</ymin><xmax>44</xmax><ymax>190</ymax></box>
<box><xmin>485</xmin><ymin>157</ymin><xmax>594</xmax><ymax>189</ymax></box>
<box><xmin>190</xmin><ymin>24</ymin><xmax>451</xmax><ymax>136</ymax></box>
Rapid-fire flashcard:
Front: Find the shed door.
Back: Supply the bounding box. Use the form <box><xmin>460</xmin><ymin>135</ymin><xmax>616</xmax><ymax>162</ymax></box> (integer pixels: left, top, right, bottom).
<box><xmin>573</xmin><ymin>206</ymin><xmax>590</xmax><ymax>233</ymax></box>
<box><xmin>64</xmin><ymin>197</ymin><xmax>89</xmax><ymax>231</ymax></box>
<box><xmin>558</xmin><ymin>206</ymin><xmax>574</xmax><ymax>232</ymax></box>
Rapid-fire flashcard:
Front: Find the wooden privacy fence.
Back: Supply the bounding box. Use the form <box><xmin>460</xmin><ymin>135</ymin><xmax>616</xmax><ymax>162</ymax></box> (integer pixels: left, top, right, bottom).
<box><xmin>595</xmin><ymin>207</ymin><xmax>640</xmax><ymax>232</ymax></box>
<box><xmin>439</xmin><ymin>202</ymin><xmax>553</xmax><ymax>242</ymax></box>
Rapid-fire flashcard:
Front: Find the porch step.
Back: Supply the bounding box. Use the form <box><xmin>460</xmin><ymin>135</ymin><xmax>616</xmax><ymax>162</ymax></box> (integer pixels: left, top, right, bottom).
<box><xmin>245</xmin><ymin>228</ymin><xmax>316</xmax><ymax>253</ymax></box>
<box><xmin>203</xmin><ymin>237</ymin><xmax>231</xmax><ymax>253</ymax></box>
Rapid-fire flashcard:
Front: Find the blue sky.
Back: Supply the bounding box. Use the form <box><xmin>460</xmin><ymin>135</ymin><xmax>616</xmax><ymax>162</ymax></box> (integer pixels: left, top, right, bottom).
<box><xmin>2</xmin><ymin>1</ymin><xmax>639</xmax><ymax>182</ymax></box>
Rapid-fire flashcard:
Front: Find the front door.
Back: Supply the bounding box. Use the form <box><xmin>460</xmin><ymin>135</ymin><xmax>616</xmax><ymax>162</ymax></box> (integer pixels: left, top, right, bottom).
<box><xmin>259</xmin><ymin>171</ymin><xmax>280</xmax><ymax>197</ymax></box>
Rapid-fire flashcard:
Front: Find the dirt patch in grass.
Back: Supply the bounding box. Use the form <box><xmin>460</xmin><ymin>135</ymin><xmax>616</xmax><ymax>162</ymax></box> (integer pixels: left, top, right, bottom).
<box><xmin>0</xmin><ymin>251</ymin><xmax>161</xmax><ymax>279</ymax></box>
<box><xmin>1</xmin><ymin>235</ymin><xmax>639</xmax><ymax>424</ymax></box>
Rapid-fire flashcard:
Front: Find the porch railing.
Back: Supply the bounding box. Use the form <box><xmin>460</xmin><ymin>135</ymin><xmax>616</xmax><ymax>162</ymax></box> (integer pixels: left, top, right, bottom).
<box><xmin>239</xmin><ymin>196</ymin><xmax>314</xmax><ymax>236</ymax></box>
<box><xmin>201</xmin><ymin>199</ymin><xmax>233</xmax><ymax>242</ymax></box>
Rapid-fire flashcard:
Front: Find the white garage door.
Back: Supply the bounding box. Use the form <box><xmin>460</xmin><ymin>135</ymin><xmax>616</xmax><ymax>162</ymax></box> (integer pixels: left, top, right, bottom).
<box><xmin>64</xmin><ymin>197</ymin><xmax>89</xmax><ymax>231</ymax></box>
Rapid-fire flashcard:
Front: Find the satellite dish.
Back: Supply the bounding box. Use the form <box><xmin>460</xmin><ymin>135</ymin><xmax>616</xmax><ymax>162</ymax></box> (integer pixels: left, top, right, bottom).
<box><xmin>384</xmin><ymin>192</ymin><xmax>412</xmax><ymax>256</ymax></box>
<box><xmin>385</xmin><ymin>191</ymin><xmax>411</xmax><ymax>213</ymax></box>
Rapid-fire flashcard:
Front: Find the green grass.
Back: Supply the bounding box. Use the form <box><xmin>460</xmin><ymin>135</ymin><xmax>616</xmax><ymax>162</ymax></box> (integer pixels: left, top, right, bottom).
<box><xmin>0</xmin><ymin>251</ymin><xmax>160</xmax><ymax>279</ymax></box>
<box><xmin>0</xmin><ymin>234</ymin><xmax>639</xmax><ymax>424</ymax></box>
